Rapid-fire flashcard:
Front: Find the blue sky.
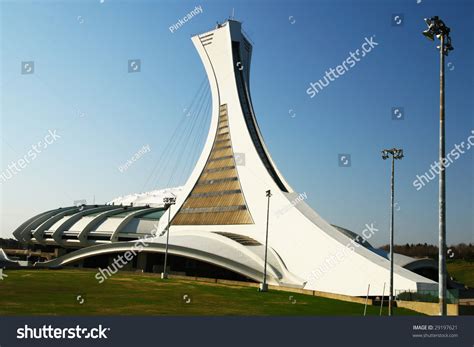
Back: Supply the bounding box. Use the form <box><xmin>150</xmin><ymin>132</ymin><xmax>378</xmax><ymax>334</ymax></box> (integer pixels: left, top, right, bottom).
<box><xmin>1</xmin><ymin>0</ymin><xmax>472</xmax><ymax>246</ymax></box>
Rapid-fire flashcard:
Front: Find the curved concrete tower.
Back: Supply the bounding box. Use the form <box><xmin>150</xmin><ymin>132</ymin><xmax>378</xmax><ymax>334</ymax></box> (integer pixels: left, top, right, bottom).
<box><xmin>166</xmin><ymin>20</ymin><xmax>437</xmax><ymax>296</ymax></box>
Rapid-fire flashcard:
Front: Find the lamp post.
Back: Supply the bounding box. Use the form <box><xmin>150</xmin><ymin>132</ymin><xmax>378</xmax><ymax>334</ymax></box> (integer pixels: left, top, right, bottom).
<box><xmin>422</xmin><ymin>16</ymin><xmax>453</xmax><ymax>316</ymax></box>
<box><xmin>161</xmin><ymin>196</ymin><xmax>176</xmax><ymax>279</ymax></box>
<box><xmin>259</xmin><ymin>189</ymin><xmax>272</xmax><ymax>292</ymax></box>
<box><xmin>382</xmin><ymin>148</ymin><xmax>404</xmax><ymax>316</ymax></box>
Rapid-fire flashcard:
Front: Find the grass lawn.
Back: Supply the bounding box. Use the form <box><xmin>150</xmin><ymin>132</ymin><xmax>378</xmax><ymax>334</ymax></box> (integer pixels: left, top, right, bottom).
<box><xmin>447</xmin><ymin>260</ymin><xmax>474</xmax><ymax>288</ymax></box>
<box><xmin>0</xmin><ymin>269</ymin><xmax>420</xmax><ymax>316</ymax></box>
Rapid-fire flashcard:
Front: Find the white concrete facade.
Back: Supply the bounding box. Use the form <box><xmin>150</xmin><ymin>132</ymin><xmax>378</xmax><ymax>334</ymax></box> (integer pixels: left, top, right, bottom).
<box><xmin>164</xmin><ymin>20</ymin><xmax>437</xmax><ymax>296</ymax></box>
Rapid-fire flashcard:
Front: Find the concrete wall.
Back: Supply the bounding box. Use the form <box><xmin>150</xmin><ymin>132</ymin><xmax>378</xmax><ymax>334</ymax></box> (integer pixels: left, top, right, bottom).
<box><xmin>168</xmin><ymin>274</ymin><xmax>372</xmax><ymax>305</ymax></box>
<box><xmin>397</xmin><ymin>300</ymin><xmax>459</xmax><ymax>316</ymax></box>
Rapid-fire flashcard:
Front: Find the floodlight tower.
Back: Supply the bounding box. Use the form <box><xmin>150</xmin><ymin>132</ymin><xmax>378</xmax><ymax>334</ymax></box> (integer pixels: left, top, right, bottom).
<box><xmin>382</xmin><ymin>148</ymin><xmax>404</xmax><ymax>316</ymax></box>
<box><xmin>161</xmin><ymin>196</ymin><xmax>176</xmax><ymax>279</ymax></box>
<box><xmin>422</xmin><ymin>16</ymin><xmax>454</xmax><ymax>316</ymax></box>
<box><xmin>259</xmin><ymin>189</ymin><xmax>272</xmax><ymax>292</ymax></box>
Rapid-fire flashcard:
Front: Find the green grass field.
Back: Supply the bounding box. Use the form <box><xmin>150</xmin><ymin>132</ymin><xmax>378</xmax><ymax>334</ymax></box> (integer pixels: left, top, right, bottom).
<box><xmin>0</xmin><ymin>269</ymin><xmax>420</xmax><ymax>316</ymax></box>
<box><xmin>448</xmin><ymin>260</ymin><xmax>474</xmax><ymax>287</ymax></box>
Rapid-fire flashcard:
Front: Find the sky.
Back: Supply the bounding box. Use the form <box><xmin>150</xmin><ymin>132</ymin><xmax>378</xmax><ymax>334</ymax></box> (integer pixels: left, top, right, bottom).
<box><xmin>0</xmin><ymin>0</ymin><xmax>473</xmax><ymax>247</ymax></box>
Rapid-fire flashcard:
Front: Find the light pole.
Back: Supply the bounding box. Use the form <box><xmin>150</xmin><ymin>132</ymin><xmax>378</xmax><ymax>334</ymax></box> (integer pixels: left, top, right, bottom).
<box><xmin>382</xmin><ymin>148</ymin><xmax>404</xmax><ymax>316</ymax></box>
<box><xmin>259</xmin><ymin>189</ymin><xmax>272</xmax><ymax>292</ymax></box>
<box><xmin>161</xmin><ymin>196</ymin><xmax>176</xmax><ymax>279</ymax></box>
<box><xmin>422</xmin><ymin>16</ymin><xmax>453</xmax><ymax>316</ymax></box>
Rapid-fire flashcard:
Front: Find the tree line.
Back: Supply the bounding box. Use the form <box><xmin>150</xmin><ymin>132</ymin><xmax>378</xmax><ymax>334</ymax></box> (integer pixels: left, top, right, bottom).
<box><xmin>380</xmin><ymin>243</ymin><xmax>474</xmax><ymax>261</ymax></box>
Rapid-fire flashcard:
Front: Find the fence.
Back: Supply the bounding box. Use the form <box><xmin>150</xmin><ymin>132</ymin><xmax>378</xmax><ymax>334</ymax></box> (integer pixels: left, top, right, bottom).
<box><xmin>395</xmin><ymin>289</ymin><xmax>459</xmax><ymax>304</ymax></box>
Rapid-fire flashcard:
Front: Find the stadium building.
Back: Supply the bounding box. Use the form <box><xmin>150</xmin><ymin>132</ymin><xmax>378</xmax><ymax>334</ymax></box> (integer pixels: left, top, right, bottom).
<box><xmin>12</xmin><ymin>20</ymin><xmax>438</xmax><ymax>297</ymax></box>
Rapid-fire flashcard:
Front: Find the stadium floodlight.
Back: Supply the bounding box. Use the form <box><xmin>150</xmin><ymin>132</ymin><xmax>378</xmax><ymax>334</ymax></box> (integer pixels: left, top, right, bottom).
<box><xmin>422</xmin><ymin>15</ymin><xmax>454</xmax><ymax>316</ymax></box>
<box><xmin>161</xmin><ymin>196</ymin><xmax>176</xmax><ymax>280</ymax></box>
<box><xmin>422</xmin><ymin>17</ymin><xmax>437</xmax><ymax>41</ymax></box>
<box><xmin>382</xmin><ymin>148</ymin><xmax>404</xmax><ymax>316</ymax></box>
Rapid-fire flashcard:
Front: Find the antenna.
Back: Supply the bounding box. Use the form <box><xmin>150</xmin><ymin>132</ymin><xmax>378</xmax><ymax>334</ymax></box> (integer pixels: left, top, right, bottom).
<box><xmin>231</xmin><ymin>8</ymin><xmax>235</xmax><ymax>20</ymax></box>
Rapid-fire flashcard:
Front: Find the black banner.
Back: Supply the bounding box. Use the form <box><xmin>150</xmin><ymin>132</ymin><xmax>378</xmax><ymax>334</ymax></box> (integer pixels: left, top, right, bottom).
<box><xmin>0</xmin><ymin>316</ymin><xmax>472</xmax><ymax>347</ymax></box>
